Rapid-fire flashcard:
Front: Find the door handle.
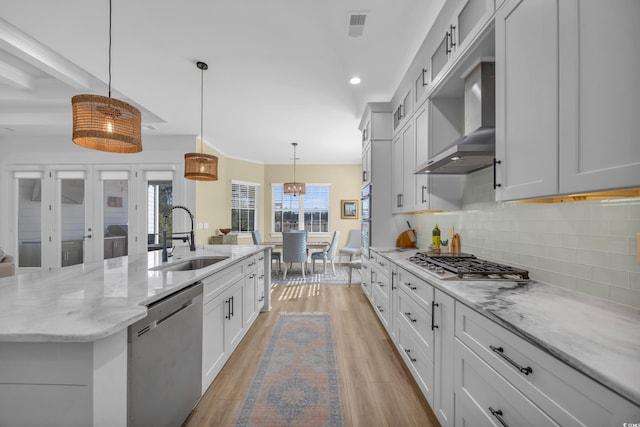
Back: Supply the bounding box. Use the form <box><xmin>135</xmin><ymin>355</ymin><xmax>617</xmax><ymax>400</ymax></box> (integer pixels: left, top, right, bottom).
<box><xmin>83</xmin><ymin>234</ymin><xmax>92</xmax><ymax>239</ymax></box>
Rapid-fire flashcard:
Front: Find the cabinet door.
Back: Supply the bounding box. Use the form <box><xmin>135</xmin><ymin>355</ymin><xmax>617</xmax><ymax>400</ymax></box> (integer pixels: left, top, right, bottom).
<box><xmin>243</xmin><ymin>272</ymin><xmax>257</xmax><ymax>326</ymax></box>
<box><xmin>227</xmin><ymin>280</ymin><xmax>245</xmax><ymax>349</ymax></box>
<box><xmin>559</xmin><ymin>0</ymin><xmax>640</xmax><ymax>193</ymax></box>
<box><xmin>414</xmin><ymin>105</ymin><xmax>430</xmax><ymax>211</ymax></box>
<box><xmin>495</xmin><ymin>0</ymin><xmax>559</xmax><ymax>200</ymax></box>
<box><xmin>392</xmin><ymin>134</ymin><xmax>404</xmax><ymax>213</ymax></box>
<box><xmin>433</xmin><ymin>290</ymin><xmax>455</xmax><ymax>427</ymax></box>
<box><xmin>202</xmin><ymin>294</ymin><xmax>227</xmax><ymax>393</ymax></box>
<box><xmin>362</xmin><ymin>142</ymin><xmax>372</xmax><ymax>187</ymax></box>
<box><xmin>401</xmin><ymin>122</ymin><xmax>416</xmax><ymax>212</ymax></box>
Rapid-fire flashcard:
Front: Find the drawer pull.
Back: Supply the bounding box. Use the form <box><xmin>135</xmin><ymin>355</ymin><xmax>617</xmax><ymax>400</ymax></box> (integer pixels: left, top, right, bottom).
<box><xmin>404</xmin><ymin>282</ymin><xmax>417</xmax><ymax>291</ymax></box>
<box><xmin>404</xmin><ymin>312</ymin><xmax>417</xmax><ymax>323</ymax></box>
<box><xmin>490</xmin><ymin>345</ymin><xmax>533</xmax><ymax>376</ymax></box>
<box><xmin>488</xmin><ymin>407</ymin><xmax>509</xmax><ymax>427</ymax></box>
<box><xmin>431</xmin><ymin>301</ymin><xmax>439</xmax><ymax>331</ymax></box>
<box><xmin>404</xmin><ymin>348</ymin><xmax>417</xmax><ymax>363</ymax></box>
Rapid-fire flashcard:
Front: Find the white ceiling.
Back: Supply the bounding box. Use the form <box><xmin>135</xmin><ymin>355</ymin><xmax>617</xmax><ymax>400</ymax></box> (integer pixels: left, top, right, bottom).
<box><xmin>0</xmin><ymin>0</ymin><xmax>445</xmax><ymax>164</ymax></box>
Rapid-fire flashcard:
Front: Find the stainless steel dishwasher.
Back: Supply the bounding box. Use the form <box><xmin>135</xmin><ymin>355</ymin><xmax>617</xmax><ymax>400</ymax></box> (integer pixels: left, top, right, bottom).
<box><xmin>128</xmin><ymin>282</ymin><xmax>203</xmax><ymax>427</ymax></box>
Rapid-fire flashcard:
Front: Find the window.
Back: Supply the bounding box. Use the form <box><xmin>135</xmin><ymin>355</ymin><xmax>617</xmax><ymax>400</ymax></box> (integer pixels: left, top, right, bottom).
<box><xmin>272</xmin><ymin>184</ymin><xmax>330</xmax><ymax>234</ymax></box>
<box><xmin>232</xmin><ymin>181</ymin><xmax>259</xmax><ymax>233</ymax></box>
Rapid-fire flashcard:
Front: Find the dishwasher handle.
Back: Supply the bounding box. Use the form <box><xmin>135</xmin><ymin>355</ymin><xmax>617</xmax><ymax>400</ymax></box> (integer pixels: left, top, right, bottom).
<box><xmin>156</xmin><ymin>300</ymin><xmax>194</xmax><ymax>327</ymax></box>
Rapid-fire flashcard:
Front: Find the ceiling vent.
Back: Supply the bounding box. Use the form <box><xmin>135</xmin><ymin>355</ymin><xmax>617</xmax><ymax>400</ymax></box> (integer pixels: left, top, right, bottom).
<box><xmin>347</xmin><ymin>13</ymin><xmax>367</xmax><ymax>37</ymax></box>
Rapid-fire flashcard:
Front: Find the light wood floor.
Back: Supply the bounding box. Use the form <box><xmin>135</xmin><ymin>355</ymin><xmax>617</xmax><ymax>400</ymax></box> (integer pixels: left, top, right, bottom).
<box><xmin>184</xmin><ymin>284</ymin><xmax>440</xmax><ymax>427</ymax></box>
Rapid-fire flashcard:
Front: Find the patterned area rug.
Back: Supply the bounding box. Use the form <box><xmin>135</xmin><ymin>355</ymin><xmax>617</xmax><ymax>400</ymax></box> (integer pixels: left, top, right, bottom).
<box><xmin>234</xmin><ymin>314</ymin><xmax>343</xmax><ymax>427</ymax></box>
<box><xmin>271</xmin><ymin>265</ymin><xmax>360</xmax><ymax>285</ymax></box>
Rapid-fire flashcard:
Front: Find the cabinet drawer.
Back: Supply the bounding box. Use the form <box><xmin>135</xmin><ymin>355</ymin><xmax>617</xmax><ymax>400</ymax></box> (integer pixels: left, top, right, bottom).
<box><xmin>397</xmin><ymin>320</ymin><xmax>434</xmax><ymax>402</ymax></box>
<box><xmin>371</xmin><ymin>282</ymin><xmax>390</xmax><ymax>328</ymax></box>
<box><xmin>243</xmin><ymin>254</ymin><xmax>260</xmax><ymax>273</ymax></box>
<box><xmin>455</xmin><ymin>338</ymin><xmax>558</xmax><ymax>427</ymax></box>
<box><xmin>397</xmin><ymin>267</ymin><xmax>434</xmax><ymax>307</ymax></box>
<box><xmin>397</xmin><ymin>287</ymin><xmax>433</xmax><ymax>349</ymax></box>
<box><xmin>370</xmin><ymin>253</ymin><xmax>392</xmax><ymax>278</ymax></box>
<box><xmin>202</xmin><ymin>262</ymin><xmax>242</xmax><ymax>305</ymax></box>
<box><xmin>456</xmin><ymin>302</ymin><xmax>639</xmax><ymax>426</ymax></box>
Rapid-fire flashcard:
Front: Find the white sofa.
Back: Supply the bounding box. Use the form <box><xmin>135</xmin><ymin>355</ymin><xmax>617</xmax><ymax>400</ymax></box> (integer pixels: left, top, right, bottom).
<box><xmin>0</xmin><ymin>248</ymin><xmax>16</xmax><ymax>278</ymax></box>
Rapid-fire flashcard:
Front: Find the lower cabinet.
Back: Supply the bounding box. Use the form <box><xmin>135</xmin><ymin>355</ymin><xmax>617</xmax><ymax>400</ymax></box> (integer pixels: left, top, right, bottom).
<box><xmin>201</xmin><ymin>251</ymin><xmax>269</xmax><ymax>394</ymax></box>
<box><xmin>455</xmin><ymin>302</ymin><xmax>640</xmax><ymax>426</ymax></box>
<box><xmin>363</xmin><ymin>255</ymin><xmax>640</xmax><ymax>427</ymax></box>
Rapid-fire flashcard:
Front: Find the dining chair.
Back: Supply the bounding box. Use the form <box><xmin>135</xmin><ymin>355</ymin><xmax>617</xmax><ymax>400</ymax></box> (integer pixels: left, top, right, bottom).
<box><xmin>282</xmin><ymin>231</ymin><xmax>308</xmax><ymax>280</ymax></box>
<box><xmin>339</xmin><ymin>229</ymin><xmax>361</xmax><ymax>263</ymax></box>
<box><xmin>311</xmin><ymin>230</ymin><xmax>340</xmax><ymax>274</ymax></box>
<box><xmin>251</xmin><ymin>230</ymin><xmax>281</xmax><ymax>273</ymax></box>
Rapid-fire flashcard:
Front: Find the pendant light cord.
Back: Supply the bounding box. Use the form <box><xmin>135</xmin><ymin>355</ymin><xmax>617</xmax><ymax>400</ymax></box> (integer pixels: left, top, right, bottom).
<box><xmin>108</xmin><ymin>0</ymin><xmax>112</xmax><ymax>98</ymax></box>
<box><xmin>200</xmin><ymin>65</ymin><xmax>204</xmax><ymax>154</ymax></box>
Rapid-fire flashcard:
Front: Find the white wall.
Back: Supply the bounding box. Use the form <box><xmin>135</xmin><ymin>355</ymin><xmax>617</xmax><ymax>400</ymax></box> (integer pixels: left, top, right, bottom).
<box><xmin>407</xmin><ymin>168</ymin><xmax>640</xmax><ymax>309</ymax></box>
<box><xmin>0</xmin><ymin>134</ymin><xmax>197</xmax><ymax>257</ymax></box>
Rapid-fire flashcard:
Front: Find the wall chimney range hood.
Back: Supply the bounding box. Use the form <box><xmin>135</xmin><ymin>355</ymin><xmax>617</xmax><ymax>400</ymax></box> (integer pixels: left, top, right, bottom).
<box><xmin>415</xmin><ymin>62</ymin><xmax>495</xmax><ymax>175</ymax></box>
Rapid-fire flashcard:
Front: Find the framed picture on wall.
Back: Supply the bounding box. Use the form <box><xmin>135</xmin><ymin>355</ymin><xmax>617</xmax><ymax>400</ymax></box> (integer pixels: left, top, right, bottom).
<box><xmin>341</xmin><ymin>200</ymin><xmax>358</xmax><ymax>219</ymax></box>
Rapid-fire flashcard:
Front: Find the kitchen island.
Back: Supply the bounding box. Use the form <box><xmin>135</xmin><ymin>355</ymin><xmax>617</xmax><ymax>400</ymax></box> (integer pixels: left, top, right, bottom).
<box><xmin>0</xmin><ymin>245</ymin><xmax>272</xmax><ymax>427</ymax></box>
<box><xmin>368</xmin><ymin>247</ymin><xmax>640</xmax><ymax>425</ymax></box>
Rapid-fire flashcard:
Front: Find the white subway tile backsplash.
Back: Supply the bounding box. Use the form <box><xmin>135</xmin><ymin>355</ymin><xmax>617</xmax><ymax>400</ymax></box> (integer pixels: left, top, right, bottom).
<box><xmin>407</xmin><ymin>171</ymin><xmax>640</xmax><ymax>308</ymax></box>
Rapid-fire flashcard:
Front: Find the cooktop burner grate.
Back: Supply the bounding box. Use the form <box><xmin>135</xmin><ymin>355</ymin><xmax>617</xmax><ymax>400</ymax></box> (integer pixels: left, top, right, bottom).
<box><xmin>409</xmin><ymin>252</ymin><xmax>530</xmax><ymax>281</ymax></box>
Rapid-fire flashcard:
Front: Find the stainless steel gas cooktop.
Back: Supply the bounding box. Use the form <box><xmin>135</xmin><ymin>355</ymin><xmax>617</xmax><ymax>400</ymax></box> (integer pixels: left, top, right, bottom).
<box><xmin>407</xmin><ymin>252</ymin><xmax>530</xmax><ymax>282</ymax></box>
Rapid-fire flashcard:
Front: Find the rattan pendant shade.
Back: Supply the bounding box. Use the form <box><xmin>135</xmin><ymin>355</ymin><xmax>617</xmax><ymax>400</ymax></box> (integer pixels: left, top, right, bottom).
<box><xmin>72</xmin><ymin>94</ymin><xmax>142</xmax><ymax>153</ymax></box>
<box><xmin>284</xmin><ymin>142</ymin><xmax>305</xmax><ymax>195</ymax></box>
<box><xmin>71</xmin><ymin>0</ymin><xmax>142</xmax><ymax>153</ymax></box>
<box><xmin>184</xmin><ymin>61</ymin><xmax>218</xmax><ymax>181</ymax></box>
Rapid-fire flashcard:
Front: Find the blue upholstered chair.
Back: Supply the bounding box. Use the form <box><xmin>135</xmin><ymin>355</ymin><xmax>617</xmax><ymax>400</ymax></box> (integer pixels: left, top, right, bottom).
<box><xmin>251</xmin><ymin>230</ymin><xmax>281</xmax><ymax>273</ymax></box>
<box><xmin>311</xmin><ymin>230</ymin><xmax>340</xmax><ymax>274</ymax></box>
<box><xmin>282</xmin><ymin>231</ymin><xmax>308</xmax><ymax>280</ymax></box>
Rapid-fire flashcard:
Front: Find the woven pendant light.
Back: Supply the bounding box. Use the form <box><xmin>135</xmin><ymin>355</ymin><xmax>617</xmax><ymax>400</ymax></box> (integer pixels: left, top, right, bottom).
<box><xmin>284</xmin><ymin>142</ymin><xmax>305</xmax><ymax>195</ymax></box>
<box><xmin>71</xmin><ymin>0</ymin><xmax>142</xmax><ymax>153</ymax></box>
<box><xmin>184</xmin><ymin>61</ymin><xmax>218</xmax><ymax>181</ymax></box>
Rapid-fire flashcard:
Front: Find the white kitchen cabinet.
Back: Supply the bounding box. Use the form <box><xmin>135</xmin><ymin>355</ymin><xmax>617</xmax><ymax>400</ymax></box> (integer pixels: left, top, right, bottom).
<box><xmin>391</xmin><ymin>126</ymin><xmax>412</xmax><ymax>213</ymax></box>
<box><xmin>370</xmin><ymin>251</ymin><xmax>393</xmax><ymax>331</ymax></box>
<box><xmin>360</xmin><ymin>103</ymin><xmax>393</xmax><ymax>188</ymax></box>
<box><xmin>432</xmin><ymin>289</ymin><xmax>455</xmax><ymax>427</ymax></box>
<box><xmin>494</xmin><ymin>0</ymin><xmax>560</xmax><ymax>201</ymax></box>
<box><xmin>431</xmin><ymin>0</ymin><xmax>496</xmax><ymax>85</ymax></box>
<box><xmin>558</xmin><ymin>0</ymin><xmax>640</xmax><ymax>193</ymax></box>
<box><xmin>361</xmin><ymin>142</ymin><xmax>372</xmax><ymax>187</ymax></box>
<box><xmin>392</xmin><ymin>89</ymin><xmax>413</xmax><ymax>135</ymax></box>
<box><xmin>496</xmin><ymin>0</ymin><xmax>640</xmax><ymax>200</ymax></box>
<box><xmin>455</xmin><ymin>302</ymin><xmax>640</xmax><ymax>426</ymax></box>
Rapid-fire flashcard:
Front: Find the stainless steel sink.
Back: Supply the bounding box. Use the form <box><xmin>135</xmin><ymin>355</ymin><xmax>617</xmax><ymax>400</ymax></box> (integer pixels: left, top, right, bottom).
<box><xmin>150</xmin><ymin>256</ymin><xmax>229</xmax><ymax>272</ymax></box>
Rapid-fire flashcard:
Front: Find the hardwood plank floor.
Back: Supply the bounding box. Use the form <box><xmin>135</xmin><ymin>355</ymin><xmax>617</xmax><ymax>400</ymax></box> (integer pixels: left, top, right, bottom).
<box><xmin>184</xmin><ymin>284</ymin><xmax>440</xmax><ymax>427</ymax></box>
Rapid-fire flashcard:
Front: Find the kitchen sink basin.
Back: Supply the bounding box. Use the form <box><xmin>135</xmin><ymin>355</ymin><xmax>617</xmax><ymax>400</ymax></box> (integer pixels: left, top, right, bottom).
<box><xmin>150</xmin><ymin>256</ymin><xmax>229</xmax><ymax>272</ymax></box>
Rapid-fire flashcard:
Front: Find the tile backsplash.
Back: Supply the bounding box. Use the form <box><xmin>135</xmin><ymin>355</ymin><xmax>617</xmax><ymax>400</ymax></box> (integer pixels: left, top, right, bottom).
<box><xmin>410</xmin><ymin>168</ymin><xmax>640</xmax><ymax>308</ymax></box>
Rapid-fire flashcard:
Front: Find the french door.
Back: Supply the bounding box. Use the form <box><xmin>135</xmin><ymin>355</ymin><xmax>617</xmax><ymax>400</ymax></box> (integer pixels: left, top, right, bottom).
<box><xmin>14</xmin><ymin>167</ymin><xmax>95</xmax><ymax>270</ymax></box>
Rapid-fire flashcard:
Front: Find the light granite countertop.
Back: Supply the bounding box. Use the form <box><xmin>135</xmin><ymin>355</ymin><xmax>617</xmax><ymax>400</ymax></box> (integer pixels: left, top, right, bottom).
<box><xmin>371</xmin><ymin>247</ymin><xmax>640</xmax><ymax>407</ymax></box>
<box><xmin>0</xmin><ymin>245</ymin><xmax>268</xmax><ymax>343</ymax></box>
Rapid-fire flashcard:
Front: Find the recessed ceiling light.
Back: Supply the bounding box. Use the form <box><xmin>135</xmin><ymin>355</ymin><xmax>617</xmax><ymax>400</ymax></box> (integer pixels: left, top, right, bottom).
<box><xmin>350</xmin><ymin>77</ymin><xmax>361</xmax><ymax>85</ymax></box>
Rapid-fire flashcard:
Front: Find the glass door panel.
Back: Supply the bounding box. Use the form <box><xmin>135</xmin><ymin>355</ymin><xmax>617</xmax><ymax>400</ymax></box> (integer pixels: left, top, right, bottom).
<box><xmin>59</xmin><ymin>178</ymin><xmax>86</xmax><ymax>267</ymax></box>
<box><xmin>17</xmin><ymin>177</ymin><xmax>42</xmax><ymax>268</ymax></box>
<box><xmin>103</xmin><ymin>179</ymin><xmax>129</xmax><ymax>259</ymax></box>
<box><xmin>147</xmin><ymin>180</ymin><xmax>173</xmax><ymax>251</ymax></box>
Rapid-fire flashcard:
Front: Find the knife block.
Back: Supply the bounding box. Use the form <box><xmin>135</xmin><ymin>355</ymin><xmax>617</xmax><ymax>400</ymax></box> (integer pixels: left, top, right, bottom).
<box><xmin>396</xmin><ymin>229</ymin><xmax>417</xmax><ymax>248</ymax></box>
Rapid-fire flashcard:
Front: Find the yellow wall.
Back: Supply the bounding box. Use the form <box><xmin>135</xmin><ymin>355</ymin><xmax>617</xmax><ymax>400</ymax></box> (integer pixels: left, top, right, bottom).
<box><xmin>263</xmin><ymin>164</ymin><xmax>362</xmax><ymax>249</ymax></box>
<box><xmin>194</xmin><ymin>140</ymin><xmax>362</xmax><ymax>251</ymax></box>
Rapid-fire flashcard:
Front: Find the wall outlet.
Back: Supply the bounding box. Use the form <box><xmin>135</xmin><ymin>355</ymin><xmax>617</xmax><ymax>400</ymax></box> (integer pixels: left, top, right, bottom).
<box><xmin>637</xmin><ymin>233</ymin><xmax>640</xmax><ymax>263</ymax></box>
<box><xmin>417</xmin><ymin>224</ymin><xmax>422</xmax><ymax>235</ymax></box>
<box><xmin>204</xmin><ymin>223</ymin><xmax>209</xmax><ymax>229</ymax></box>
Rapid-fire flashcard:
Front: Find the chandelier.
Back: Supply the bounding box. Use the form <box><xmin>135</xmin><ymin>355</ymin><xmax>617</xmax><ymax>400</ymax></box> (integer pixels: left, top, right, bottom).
<box><xmin>284</xmin><ymin>142</ymin><xmax>305</xmax><ymax>195</ymax></box>
<box><xmin>184</xmin><ymin>61</ymin><xmax>218</xmax><ymax>181</ymax></box>
<box><xmin>71</xmin><ymin>0</ymin><xmax>142</xmax><ymax>153</ymax></box>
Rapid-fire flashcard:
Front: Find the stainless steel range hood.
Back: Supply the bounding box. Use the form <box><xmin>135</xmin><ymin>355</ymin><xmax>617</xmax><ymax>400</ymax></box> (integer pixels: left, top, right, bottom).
<box><xmin>415</xmin><ymin>62</ymin><xmax>495</xmax><ymax>175</ymax></box>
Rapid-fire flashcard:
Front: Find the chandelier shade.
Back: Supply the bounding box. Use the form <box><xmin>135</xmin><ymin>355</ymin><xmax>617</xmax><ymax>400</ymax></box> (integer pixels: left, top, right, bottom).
<box><xmin>71</xmin><ymin>0</ymin><xmax>142</xmax><ymax>153</ymax></box>
<box><xmin>184</xmin><ymin>61</ymin><xmax>218</xmax><ymax>181</ymax></box>
<box><xmin>72</xmin><ymin>94</ymin><xmax>142</xmax><ymax>153</ymax></box>
<box><xmin>284</xmin><ymin>142</ymin><xmax>305</xmax><ymax>195</ymax></box>
<box><xmin>283</xmin><ymin>182</ymin><xmax>306</xmax><ymax>195</ymax></box>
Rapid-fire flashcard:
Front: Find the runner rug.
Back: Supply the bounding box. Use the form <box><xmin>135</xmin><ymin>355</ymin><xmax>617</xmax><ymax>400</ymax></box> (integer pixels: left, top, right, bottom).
<box><xmin>234</xmin><ymin>313</ymin><xmax>343</xmax><ymax>427</ymax></box>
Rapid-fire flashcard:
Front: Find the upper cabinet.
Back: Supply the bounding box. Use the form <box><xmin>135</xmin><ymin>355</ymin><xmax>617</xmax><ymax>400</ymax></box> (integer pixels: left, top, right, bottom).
<box><xmin>495</xmin><ymin>0</ymin><xmax>640</xmax><ymax>201</ymax></box>
<box><xmin>430</xmin><ymin>0</ymin><xmax>496</xmax><ymax>85</ymax></box>
<box><xmin>360</xmin><ymin>103</ymin><xmax>393</xmax><ymax>188</ymax></box>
